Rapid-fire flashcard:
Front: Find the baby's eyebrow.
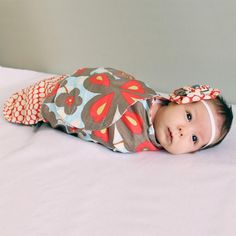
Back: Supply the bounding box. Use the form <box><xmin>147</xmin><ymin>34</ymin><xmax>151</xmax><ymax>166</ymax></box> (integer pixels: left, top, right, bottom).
<box><xmin>191</xmin><ymin>106</ymin><xmax>203</xmax><ymax>145</ymax></box>
<box><xmin>190</xmin><ymin>106</ymin><xmax>197</xmax><ymax>119</ymax></box>
<box><xmin>195</xmin><ymin>107</ymin><xmax>210</xmax><ymax>146</ymax></box>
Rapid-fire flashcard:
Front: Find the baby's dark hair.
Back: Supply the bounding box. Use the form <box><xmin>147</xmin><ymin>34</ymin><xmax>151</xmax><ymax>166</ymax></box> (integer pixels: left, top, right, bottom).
<box><xmin>203</xmin><ymin>95</ymin><xmax>233</xmax><ymax>150</ymax></box>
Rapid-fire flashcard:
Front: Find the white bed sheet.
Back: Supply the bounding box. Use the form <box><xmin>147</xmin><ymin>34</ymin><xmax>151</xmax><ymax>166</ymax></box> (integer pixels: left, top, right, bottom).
<box><xmin>0</xmin><ymin>66</ymin><xmax>236</xmax><ymax>236</ymax></box>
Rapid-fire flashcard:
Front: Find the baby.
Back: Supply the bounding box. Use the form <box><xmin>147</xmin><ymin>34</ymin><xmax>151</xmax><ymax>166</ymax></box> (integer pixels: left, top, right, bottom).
<box><xmin>3</xmin><ymin>67</ymin><xmax>233</xmax><ymax>154</ymax></box>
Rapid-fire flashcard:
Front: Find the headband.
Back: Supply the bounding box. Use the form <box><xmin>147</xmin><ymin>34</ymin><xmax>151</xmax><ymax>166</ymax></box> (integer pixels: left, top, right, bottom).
<box><xmin>169</xmin><ymin>84</ymin><xmax>221</xmax><ymax>147</ymax></box>
<box><xmin>200</xmin><ymin>100</ymin><xmax>216</xmax><ymax>147</ymax></box>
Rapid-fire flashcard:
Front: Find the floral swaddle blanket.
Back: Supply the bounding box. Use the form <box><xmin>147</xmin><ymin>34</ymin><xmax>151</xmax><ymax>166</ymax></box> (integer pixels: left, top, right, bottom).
<box><xmin>4</xmin><ymin>67</ymin><xmax>165</xmax><ymax>153</ymax></box>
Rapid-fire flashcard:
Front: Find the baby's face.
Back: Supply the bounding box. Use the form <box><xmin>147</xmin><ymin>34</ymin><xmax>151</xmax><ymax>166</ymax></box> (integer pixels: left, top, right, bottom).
<box><xmin>154</xmin><ymin>100</ymin><xmax>223</xmax><ymax>154</ymax></box>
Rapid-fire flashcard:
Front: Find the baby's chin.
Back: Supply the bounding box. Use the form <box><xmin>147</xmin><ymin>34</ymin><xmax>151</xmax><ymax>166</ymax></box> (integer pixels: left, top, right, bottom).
<box><xmin>164</xmin><ymin>148</ymin><xmax>183</xmax><ymax>155</ymax></box>
<box><xmin>162</xmin><ymin>145</ymin><xmax>190</xmax><ymax>155</ymax></box>
<box><xmin>164</xmin><ymin>145</ymin><xmax>199</xmax><ymax>155</ymax></box>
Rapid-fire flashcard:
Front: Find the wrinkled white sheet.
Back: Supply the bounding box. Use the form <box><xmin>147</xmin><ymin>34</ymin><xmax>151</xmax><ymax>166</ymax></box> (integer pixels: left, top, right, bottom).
<box><xmin>0</xmin><ymin>66</ymin><xmax>236</xmax><ymax>236</ymax></box>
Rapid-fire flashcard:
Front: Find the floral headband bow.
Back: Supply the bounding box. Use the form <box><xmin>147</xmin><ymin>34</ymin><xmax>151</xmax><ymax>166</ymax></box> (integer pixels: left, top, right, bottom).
<box><xmin>169</xmin><ymin>85</ymin><xmax>221</xmax><ymax>148</ymax></box>
<box><xmin>169</xmin><ymin>84</ymin><xmax>220</xmax><ymax>104</ymax></box>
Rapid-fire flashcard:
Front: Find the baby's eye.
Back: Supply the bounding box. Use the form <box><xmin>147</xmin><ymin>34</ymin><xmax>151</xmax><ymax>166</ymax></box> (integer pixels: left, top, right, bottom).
<box><xmin>192</xmin><ymin>135</ymin><xmax>198</xmax><ymax>144</ymax></box>
<box><xmin>186</xmin><ymin>112</ymin><xmax>192</xmax><ymax>121</ymax></box>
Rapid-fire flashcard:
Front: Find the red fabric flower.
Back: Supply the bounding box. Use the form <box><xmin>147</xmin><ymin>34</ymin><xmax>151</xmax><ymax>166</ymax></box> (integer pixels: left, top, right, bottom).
<box><xmin>169</xmin><ymin>85</ymin><xmax>220</xmax><ymax>104</ymax></box>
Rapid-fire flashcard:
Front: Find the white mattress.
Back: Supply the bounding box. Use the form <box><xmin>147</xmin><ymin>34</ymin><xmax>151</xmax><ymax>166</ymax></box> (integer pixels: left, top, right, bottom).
<box><xmin>0</xmin><ymin>66</ymin><xmax>236</xmax><ymax>236</ymax></box>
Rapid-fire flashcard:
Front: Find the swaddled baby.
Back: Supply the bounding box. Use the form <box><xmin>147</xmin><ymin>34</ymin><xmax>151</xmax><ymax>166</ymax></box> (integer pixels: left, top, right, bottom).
<box><xmin>3</xmin><ymin>67</ymin><xmax>233</xmax><ymax>154</ymax></box>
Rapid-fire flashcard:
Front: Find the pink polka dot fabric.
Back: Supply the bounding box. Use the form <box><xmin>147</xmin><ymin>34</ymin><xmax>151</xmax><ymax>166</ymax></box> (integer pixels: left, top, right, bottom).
<box><xmin>3</xmin><ymin>75</ymin><xmax>67</xmax><ymax>125</ymax></box>
<box><xmin>169</xmin><ymin>85</ymin><xmax>220</xmax><ymax>104</ymax></box>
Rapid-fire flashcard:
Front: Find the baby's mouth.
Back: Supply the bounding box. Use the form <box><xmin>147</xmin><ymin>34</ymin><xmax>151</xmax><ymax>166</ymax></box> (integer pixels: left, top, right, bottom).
<box><xmin>168</xmin><ymin>128</ymin><xmax>173</xmax><ymax>143</ymax></box>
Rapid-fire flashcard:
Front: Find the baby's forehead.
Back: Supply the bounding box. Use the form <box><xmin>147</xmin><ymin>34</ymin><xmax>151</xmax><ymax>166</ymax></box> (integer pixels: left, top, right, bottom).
<box><xmin>171</xmin><ymin>101</ymin><xmax>200</xmax><ymax>109</ymax></box>
<box><xmin>182</xmin><ymin>101</ymin><xmax>208</xmax><ymax>109</ymax></box>
<box><xmin>194</xmin><ymin>100</ymin><xmax>223</xmax><ymax>141</ymax></box>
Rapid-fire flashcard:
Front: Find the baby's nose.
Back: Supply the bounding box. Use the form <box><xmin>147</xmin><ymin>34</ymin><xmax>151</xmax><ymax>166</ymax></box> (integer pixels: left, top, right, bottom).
<box><xmin>178</xmin><ymin>126</ymin><xmax>189</xmax><ymax>137</ymax></box>
<box><xmin>178</xmin><ymin>127</ymin><xmax>183</xmax><ymax>136</ymax></box>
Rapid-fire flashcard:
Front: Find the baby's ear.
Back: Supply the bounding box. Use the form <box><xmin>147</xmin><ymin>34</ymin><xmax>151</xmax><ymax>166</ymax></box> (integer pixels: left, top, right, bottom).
<box><xmin>169</xmin><ymin>85</ymin><xmax>220</xmax><ymax>104</ymax></box>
